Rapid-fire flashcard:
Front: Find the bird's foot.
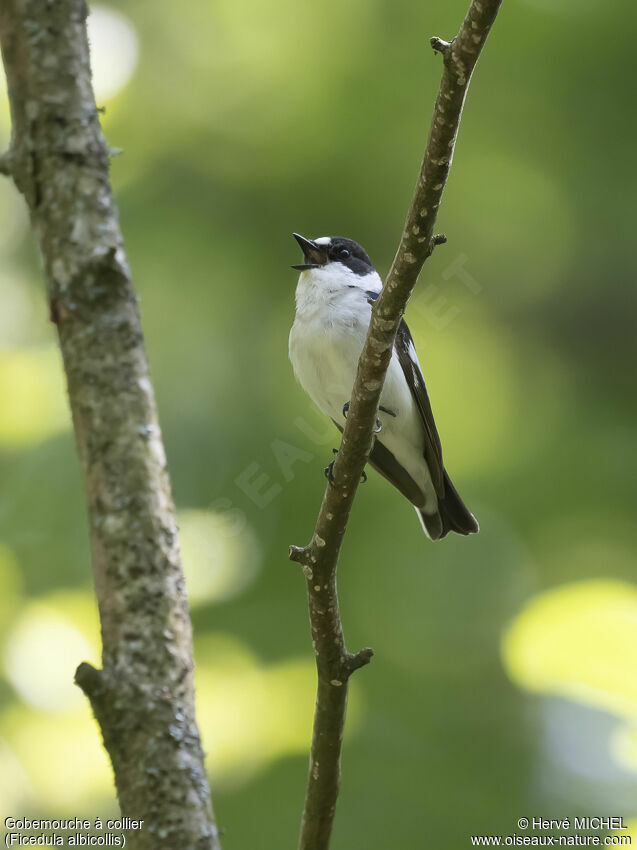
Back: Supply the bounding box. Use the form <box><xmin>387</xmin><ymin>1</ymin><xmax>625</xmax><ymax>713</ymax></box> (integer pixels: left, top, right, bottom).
<box><xmin>324</xmin><ymin>448</ymin><xmax>339</xmax><ymax>484</ymax></box>
<box><xmin>325</xmin><ymin>458</ymin><xmax>367</xmax><ymax>485</ymax></box>
<box><xmin>343</xmin><ymin>400</ymin><xmax>382</xmax><ymax>433</ymax></box>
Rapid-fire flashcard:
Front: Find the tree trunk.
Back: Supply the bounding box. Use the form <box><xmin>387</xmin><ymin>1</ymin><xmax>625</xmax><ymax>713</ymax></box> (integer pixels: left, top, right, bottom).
<box><xmin>0</xmin><ymin>3</ymin><xmax>221</xmax><ymax>847</ymax></box>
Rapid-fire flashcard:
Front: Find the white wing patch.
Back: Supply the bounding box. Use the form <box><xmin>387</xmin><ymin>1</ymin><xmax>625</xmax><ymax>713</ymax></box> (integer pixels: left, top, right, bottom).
<box><xmin>406</xmin><ymin>341</ymin><xmax>422</xmax><ymax>388</ymax></box>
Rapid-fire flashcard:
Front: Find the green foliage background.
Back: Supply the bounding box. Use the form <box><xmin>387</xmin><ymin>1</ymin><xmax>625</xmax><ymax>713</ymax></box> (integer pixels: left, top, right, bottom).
<box><xmin>1</xmin><ymin>0</ymin><xmax>636</xmax><ymax>846</ymax></box>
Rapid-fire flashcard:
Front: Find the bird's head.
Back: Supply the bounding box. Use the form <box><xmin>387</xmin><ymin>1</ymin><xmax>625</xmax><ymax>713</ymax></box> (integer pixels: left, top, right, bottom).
<box><xmin>291</xmin><ymin>233</ymin><xmax>374</xmax><ymax>278</ymax></box>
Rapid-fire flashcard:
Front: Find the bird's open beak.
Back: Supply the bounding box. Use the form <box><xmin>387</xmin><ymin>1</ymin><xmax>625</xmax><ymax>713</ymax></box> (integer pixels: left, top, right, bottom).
<box><xmin>291</xmin><ymin>233</ymin><xmax>328</xmax><ymax>270</ymax></box>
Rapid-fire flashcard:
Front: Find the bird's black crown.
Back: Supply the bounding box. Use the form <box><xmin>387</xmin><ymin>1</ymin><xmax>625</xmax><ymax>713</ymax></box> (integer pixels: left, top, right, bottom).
<box><xmin>327</xmin><ymin>237</ymin><xmax>374</xmax><ymax>277</ymax></box>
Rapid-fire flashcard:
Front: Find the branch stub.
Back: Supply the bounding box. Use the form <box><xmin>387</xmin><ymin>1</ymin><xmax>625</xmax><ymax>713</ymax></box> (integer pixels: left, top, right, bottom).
<box><xmin>430</xmin><ymin>36</ymin><xmax>451</xmax><ymax>55</ymax></box>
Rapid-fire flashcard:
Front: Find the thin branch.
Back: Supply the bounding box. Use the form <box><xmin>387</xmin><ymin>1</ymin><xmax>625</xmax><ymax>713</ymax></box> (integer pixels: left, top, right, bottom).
<box><xmin>290</xmin><ymin>1</ymin><xmax>503</xmax><ymax>848</ymax></box>
<box><xmin>0</xmin><ymin>2</ymin><xmax>220</xmax><ymax>847</ymax></box>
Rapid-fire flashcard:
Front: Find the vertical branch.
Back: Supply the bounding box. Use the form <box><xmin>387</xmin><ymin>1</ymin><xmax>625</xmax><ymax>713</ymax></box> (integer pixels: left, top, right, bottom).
<box><xmin>0</xmin><ymin>2</ymin><xmax>220</xmax><ymax>848</ymax></box>
<box><xmin>290</xmin><ymin>2</ymin><xmax>503</xmax><ymax>848</ymax></box>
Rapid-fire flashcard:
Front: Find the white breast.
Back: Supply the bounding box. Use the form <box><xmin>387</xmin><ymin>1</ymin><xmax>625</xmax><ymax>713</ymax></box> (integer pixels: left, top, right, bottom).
<box><xmin>289</xmin><ymin>264</ymin><xmax>436</xmax><ymax>508</ymax></box>
<box><xmin>289</xmin><ymin>266</ymin><xmax>377</xmax><ymax>422</ymax></box>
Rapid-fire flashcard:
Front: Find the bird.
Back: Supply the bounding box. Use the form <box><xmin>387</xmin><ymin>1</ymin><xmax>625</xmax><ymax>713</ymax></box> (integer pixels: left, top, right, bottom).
<box><xmin>288</xmin><ymin>232</ymin><xmax>479</xmax><ymax>540</ymax></box>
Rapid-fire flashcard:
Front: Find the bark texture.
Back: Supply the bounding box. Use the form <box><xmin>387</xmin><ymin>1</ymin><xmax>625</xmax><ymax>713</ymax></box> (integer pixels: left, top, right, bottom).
<box><xmin>0</xmin><ymin>3</ymin><xmax>220</xmax><ymax>847</ymax></box>
<box><xmin>289</xmin><ymin>2</ymin><xmax>503</xmax><ymax>848</ymax></box>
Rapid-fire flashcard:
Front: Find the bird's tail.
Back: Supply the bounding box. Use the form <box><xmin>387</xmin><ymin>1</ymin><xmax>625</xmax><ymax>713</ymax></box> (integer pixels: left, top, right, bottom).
<box><xmin>416</xmin><ymin>470</ymin><xmax>479</xmax><ymax>540</ymax></box>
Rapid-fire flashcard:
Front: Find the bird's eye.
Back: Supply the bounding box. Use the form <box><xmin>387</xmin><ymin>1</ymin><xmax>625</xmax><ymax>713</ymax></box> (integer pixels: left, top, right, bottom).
<box><xmin>339</xmin><ymin>248</ymin><xmax>350</xmax><ymax>259</ymax></box>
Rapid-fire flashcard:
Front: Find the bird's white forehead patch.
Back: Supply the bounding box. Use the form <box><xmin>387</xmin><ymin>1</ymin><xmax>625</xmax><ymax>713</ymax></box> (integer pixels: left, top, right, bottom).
<box><xmin>314</xmin><ymin>236</ymin><xmax>331</xmax><ymax>246</ymax></box>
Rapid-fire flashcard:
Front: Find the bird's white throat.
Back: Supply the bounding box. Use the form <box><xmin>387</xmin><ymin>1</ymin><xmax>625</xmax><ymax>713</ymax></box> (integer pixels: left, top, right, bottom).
<box><xmin>293</xmin><ymin>265</ymin><xmax>382</xmax><ymax>319</ymax></box>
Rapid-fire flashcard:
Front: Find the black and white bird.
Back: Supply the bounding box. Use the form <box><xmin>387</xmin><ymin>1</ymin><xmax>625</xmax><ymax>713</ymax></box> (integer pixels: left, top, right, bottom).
<box><xmin>288</xmin><ymin>232</ymin><xmax>479</xmax><ymax>540</ymax></box>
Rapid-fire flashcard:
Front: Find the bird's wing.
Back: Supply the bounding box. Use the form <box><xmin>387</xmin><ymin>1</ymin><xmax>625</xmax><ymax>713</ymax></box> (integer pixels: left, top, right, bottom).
<box><xmin>393</xmin><ymin>317</ymin><xmax>444</xmax><ymax>494</ymax></box>
<box><xmin>363</xmin><ymin>291</ymin><xmax>445</xmax><ymax>495</ymax></box>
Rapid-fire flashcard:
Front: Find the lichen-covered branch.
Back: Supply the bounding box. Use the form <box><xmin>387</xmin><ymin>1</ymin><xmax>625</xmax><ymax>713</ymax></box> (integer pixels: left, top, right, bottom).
<box><xmin>289</xmin><ymin>2</ymin><xmax>502</xmax><ymax>848</ymax></box>
<box><xmin>0</xmin><ymin>2</ymin><xmax>220</xmax><ymax>847</ymax></box>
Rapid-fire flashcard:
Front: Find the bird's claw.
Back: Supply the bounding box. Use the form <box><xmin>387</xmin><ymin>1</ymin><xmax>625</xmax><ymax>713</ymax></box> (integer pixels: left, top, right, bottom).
<box><xmin>324</xmin><ymin>449</ymin><xmax>340</xmax><ymax>483</ymax></box>
<box><xmin>326</xmin><ymin>455</ymin><xmax>366</xmax><ymax>485</ymax></box>
<box><xmin>343</xmin><ymin>401</ymin><xmax>382</xmax><ymax>433</ymax></box>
